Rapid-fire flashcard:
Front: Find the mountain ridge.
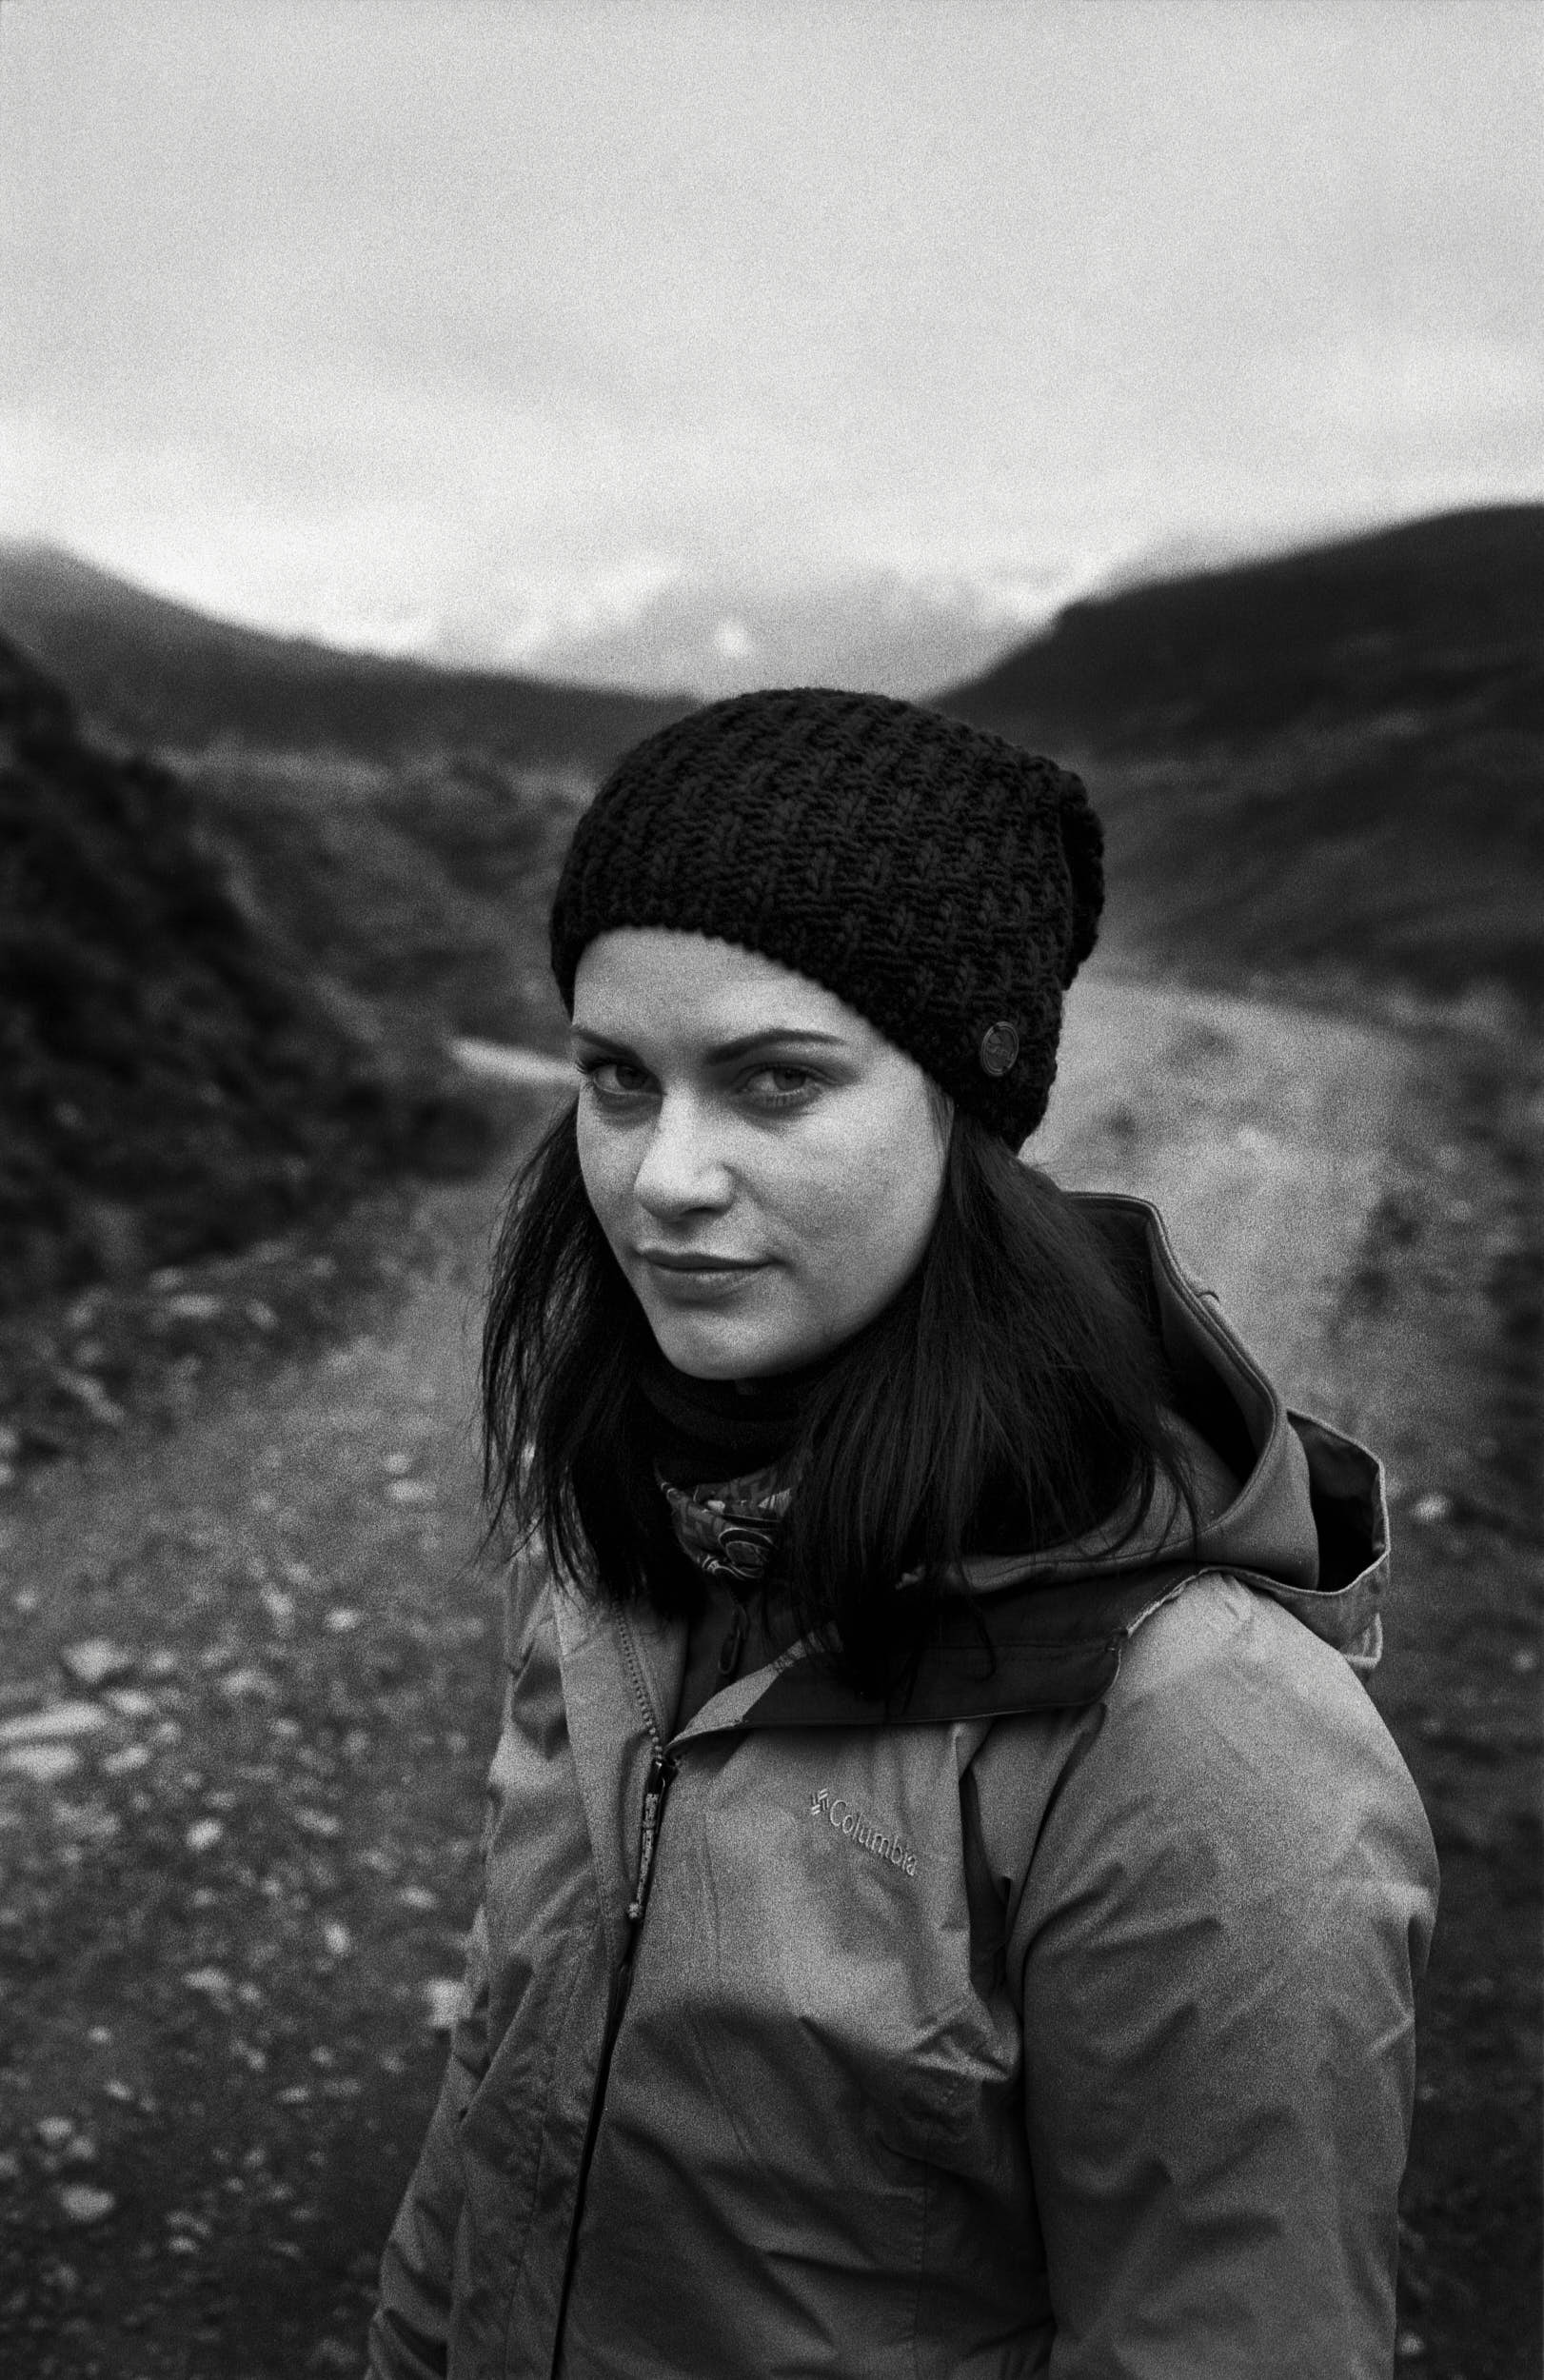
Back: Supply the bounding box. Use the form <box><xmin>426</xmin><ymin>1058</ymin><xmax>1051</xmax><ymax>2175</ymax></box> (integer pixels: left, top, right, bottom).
<box><xmin>0</xmin><ymin>540</ymin><xmax>693</xmax><ymax>769</ymax></box>
<box><xmin>935</xmin><ymin>504</ymin><xmax>1544</xmax><ymax>749</ymax></box>
<box><xmin>936</xmin><ymin>505</ymin><xmax>1543</xmax><ymax>1011</ymax></box>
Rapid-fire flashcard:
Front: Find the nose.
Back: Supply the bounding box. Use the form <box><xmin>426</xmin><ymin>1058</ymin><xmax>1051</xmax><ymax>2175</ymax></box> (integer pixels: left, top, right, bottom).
<box><xmin>630</xmin><ymin>1093</ymin><xmax>735</xmax><ymax>1220</ymax></box>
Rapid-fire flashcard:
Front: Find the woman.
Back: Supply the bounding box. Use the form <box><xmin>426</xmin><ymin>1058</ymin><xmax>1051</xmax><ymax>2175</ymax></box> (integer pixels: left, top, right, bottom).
<box><xmin>370</xmin><ymin>688</ymin><xmax>1436</xmax><ymax>2379</ymax></box>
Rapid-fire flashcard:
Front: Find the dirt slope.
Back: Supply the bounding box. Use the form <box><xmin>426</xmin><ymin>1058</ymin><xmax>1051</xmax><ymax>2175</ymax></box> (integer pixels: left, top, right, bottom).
<box><xmin>0</xmin><ymin>630</ymin><xmax>490</xmax><ymax>1315</ymax></box>
<box><xmin>0</xmin><ymin>982</ymin><xmax>1536</xmax><ymax>2377</ymax></box>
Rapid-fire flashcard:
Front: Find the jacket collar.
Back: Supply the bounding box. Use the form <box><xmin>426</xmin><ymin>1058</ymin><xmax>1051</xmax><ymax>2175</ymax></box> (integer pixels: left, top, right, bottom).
<box><xmin>718</xmin><ymin>1194</ymin><xmax>1388</xmax><ymax>1733</ymax></box>
<box><xmin>557</xmin><ymin>1193</ymin><xmax>1389</xmax><ymax>1742</ymax></box>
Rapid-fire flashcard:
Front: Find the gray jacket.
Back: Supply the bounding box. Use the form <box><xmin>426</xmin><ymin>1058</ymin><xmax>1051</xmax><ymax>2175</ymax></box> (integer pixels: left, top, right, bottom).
<box><xmin>370</xmin><ymin>1196</ymin><xmax>1437</xmax><ymax>2378</ymax></box>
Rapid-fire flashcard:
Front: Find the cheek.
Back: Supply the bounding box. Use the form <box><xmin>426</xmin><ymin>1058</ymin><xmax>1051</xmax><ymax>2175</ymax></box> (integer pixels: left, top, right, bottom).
<box><xmin>778</xmin><ymin>1113</ymin><xmax>942</xmax><ymax>1296</ymax></box>
<box><xmin>575</xmin><ymin>1109</ymin><xmax>632</xmax><ymax>1244</ymax></box>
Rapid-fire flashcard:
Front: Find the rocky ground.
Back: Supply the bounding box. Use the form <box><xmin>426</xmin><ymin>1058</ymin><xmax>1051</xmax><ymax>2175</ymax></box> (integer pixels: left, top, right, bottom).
<box><xmin>0</xmin><ymin>982</ymin><xmax>1537</xmax><ymax>2379</ymax></box>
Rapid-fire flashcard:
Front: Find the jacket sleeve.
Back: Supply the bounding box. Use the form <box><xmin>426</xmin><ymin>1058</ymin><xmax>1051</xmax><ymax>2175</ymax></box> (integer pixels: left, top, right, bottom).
<box><xmin>1008</xmin><ymin>1577</ymin><xmax>1437</xmax><ymax>2380</ymax></box>
<box><xmin>366</xmin><ymin>1904</ymin><xmax>492</xmax><ymax>2380</ymax></box>
<box><xmin>367</xmin><ymin>1556</ymin><xmax>548</xmax><ymax>2380</ymax></box>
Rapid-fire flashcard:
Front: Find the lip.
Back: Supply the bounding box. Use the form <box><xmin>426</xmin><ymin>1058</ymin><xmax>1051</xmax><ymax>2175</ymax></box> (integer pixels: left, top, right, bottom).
<box><xmin>637</xmin><ymin>1250</ymin><xmax>766</xmax><ymax>1274</ymax></box>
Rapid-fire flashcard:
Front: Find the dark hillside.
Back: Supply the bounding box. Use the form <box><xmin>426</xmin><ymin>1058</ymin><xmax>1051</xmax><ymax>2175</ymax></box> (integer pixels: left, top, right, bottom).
<box><xmin>191</xmin><ymin>747</ymin><xmax>585</xmax><ymax>1050</ymax></box>
<box><xmin>938</xmin><ymin>506</ymin><xmax>1544</xmax><ymax>1008</ymax></box>
<box><xmin>0</xmin><ymin>543</ymin><xmax>692</xmax><ymax>768</ymax></box>
<box><xmin>0</xmin><ymin>635</ymin><xmax>485</xmax><ymax>1310</ymax></box>
<box><xmin>943</xmin><ymin>506</ymin><xmax>1544</xmax><ymax>750</ymax></box>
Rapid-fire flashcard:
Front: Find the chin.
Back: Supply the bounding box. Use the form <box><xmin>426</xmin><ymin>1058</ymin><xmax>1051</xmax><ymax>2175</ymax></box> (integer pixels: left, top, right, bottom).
<box><xmin>646</xmin><ymin>1309</ymin><xmax>802</xmax><ymax>1382</ymax></box>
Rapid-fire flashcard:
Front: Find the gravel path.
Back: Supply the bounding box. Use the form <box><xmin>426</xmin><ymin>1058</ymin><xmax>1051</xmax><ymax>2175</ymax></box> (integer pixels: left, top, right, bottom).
<box><xmin>1042</xmin><ymin>971</ymin><xmax>1415</xmax><ymax>1398</ymax></box>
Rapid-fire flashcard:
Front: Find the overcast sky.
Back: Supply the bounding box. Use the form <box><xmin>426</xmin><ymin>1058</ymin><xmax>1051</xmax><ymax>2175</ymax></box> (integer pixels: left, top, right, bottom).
<box><xmin>3</xmin><ymin>0</ymin><xmax>1540</xmax><ymax>689</ymax></box>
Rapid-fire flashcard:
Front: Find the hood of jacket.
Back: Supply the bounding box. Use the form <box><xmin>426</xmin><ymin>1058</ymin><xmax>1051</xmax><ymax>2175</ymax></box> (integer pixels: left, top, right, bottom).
<box><xmin>734</xmin><ymin>1192</ymin><xmax>1388</xmax><ymax>1731</ymax></box>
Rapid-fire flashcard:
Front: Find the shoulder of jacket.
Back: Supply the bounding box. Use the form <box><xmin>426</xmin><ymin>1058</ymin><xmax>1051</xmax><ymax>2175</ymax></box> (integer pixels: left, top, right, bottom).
<box><xmin>1084</xmin><ymin>1569</ymin><xmax>1428</xmax><ymax>1858</ymax></box>
<box><xmin>975</xmin><ymin>1571</ymin><xmax>1428</xmax><ymax>1903</ymax></box>
<box><xmin>501</xmin><ymin>1539</ymin><xmax>559</xmax><ymax>1669</ymax></box>
<box><xmin>1115</xmin><ymin>1566</ymin><xmax>1377</xmax><ymax>1724</ymax></box>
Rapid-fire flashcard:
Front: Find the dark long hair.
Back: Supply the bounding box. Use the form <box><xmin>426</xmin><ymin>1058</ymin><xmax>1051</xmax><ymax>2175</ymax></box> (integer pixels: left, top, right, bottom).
<box><xmin>482</xmin><ymin>1099</ymin><xmax>1194</xmax><ymax>1701</ymax></box>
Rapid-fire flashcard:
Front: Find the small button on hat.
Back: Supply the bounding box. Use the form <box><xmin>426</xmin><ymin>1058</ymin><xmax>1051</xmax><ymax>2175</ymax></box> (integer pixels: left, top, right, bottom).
<box><xmin>550</xmin><ymin>686</ymin><xmax>1103</xmax><ymax>1146</ymax></box>
<box><xmin>979</xmin><ymin>1021</ymin><xmax>1020</xmax><ymax>1078</ymax></box>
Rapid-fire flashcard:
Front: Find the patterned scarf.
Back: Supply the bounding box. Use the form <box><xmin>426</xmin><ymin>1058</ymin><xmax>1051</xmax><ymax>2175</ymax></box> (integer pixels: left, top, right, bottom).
<box><xmin>657</xmin><ymin>1458</ymin><xmax>795</xmax><ymax>1585</ymax></box>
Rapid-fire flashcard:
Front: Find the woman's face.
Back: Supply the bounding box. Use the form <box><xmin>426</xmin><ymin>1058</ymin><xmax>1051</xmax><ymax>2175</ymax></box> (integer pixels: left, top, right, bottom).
<box><xmin>571</xmin><ymin>930</ymin><xmax>950</xmax><ymax>1380</ymax></box>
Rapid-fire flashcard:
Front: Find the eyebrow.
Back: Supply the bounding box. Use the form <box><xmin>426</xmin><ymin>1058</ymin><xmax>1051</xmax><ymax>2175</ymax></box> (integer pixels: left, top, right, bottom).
<box><xmin>568</xmin><ymin>1025</ymin><xmax>850</xmax><ymax>1064</ymax></box>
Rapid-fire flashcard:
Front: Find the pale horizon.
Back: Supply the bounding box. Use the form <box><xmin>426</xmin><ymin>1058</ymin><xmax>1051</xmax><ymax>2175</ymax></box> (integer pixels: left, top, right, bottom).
<box><xmin>4</xmin><ymin>0</ymin><xmax>1540</xmax><ymax>694</ymax></box>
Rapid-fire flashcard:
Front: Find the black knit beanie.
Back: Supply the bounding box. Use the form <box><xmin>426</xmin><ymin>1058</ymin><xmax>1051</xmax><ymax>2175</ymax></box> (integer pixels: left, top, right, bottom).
<box><xmin>549</xmin><ymin>686</ymin><xmax>1103</xmax><ymax>1146</ymax></box>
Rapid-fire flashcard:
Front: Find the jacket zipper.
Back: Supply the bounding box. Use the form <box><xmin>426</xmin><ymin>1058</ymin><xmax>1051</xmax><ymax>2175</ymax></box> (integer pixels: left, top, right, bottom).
<box><xmin>550</xmin><ymin>1613</ymin><xmax>677</xmax><ymax>2373</ymax></box>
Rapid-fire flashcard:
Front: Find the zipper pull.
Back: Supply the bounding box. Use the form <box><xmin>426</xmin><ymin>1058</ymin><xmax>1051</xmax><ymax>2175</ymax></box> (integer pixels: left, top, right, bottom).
<box><xmin>627</xmin><ymin>1750</ymin><xmax>676</xmax><ymax>1926</ymax></box>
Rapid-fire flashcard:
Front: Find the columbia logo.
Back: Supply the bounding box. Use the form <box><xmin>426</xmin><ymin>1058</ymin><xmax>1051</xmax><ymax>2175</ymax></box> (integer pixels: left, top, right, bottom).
<box><xmin>809</xmin><ymin>1786</ymin><xmax>918</xmax><ymax>1876</ymax></box>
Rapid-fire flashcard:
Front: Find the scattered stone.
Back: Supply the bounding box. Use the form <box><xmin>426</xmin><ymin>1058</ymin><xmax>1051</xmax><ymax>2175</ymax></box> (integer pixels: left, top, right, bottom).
<box><xmin>0</xmin><ymin>2151</ymin><xmax>19</xmax><ymax>2185</ymax></box>
<box><xmin>106</xmin><ymin>1686</ymin><xmax>157</xmax><ymax>1720</ymax></box>
<box><xmin>326</xmin><ymin>1608</ymin><xmax>363</xmax><ymax>1634</ymax></box>
<box><xmin>55</xmin><ymin>1370</ymin><xmax>126</xmax><ymax>1428</ymax></box>
<box><xmin>321</xmin><ymin>1920</ymin><xmax>353</xmax><ymax>1960</ymax></box>
<box><xmin>165</xmin><ymin>1293</ymin><xmax>224</xmax><ymax>1323</ymax></box>
<box><xmin>399</xmin><ymin>1884</ymin><xmax>440</xmax><ymax>1912</ymax></box>
<box><xmin>60</xmin><ymin>1637</ymin><xmax>136</xmax><ymax>1691</ymax></box>
<box><xmin>221</xmin><ymin>1666</ymin><xmax>276</xmax><ymax>1699</ymax></box>
<box><xmin>293</xmin><ymin>1807</ymin><xmax>342</xmax><ymax>1841</ymax></box>
<box><xmin>145</xmin><ymin>1649</ymin><xmax>180</xmax><ymax>1680</ymax></box>
<box><xmin>101</xmin><ymin>1741</ymin><xmax>151</xmax><ymax>1777</ymax></box>
<box><xmin>386</xmin><ymin>1478</ymin><xmax>436</xmax><ymax>1507</ymax></box>
<box><xmin>56</xmin><ymin>2184</ymin><xmax>115</xmax><ymax>2226</ymax></box>
<box><xmin>425</xmin><ymin>1978</ymin><xmax>464</xmax><ymax>2034</ymax></box>
<box><xmin>185</xmin><ymin>1818</ymin><xmax>225</xmax><ymax>1854</ymax></box>
<box><xmin>1409</xmin><ymin>1492</ymin><xmax>1453</xmax><ymax>1526</ymax></box>
<box><xmin>55</xmin><ymin>1800</ymin><xmax>121</xmax><ymax>1846</ymax></box>
<box><xmin>2</xmin><ymin>1742</ymin><xmax>82</xmax><ymax>1785</ymax></box>
<box><xmin>0</xmin><ymin>1700</ymin><xmax>109</xmax><ymax>1747</ymax></box>
<box><xmin>35</xmin><ymin>2117</ymin><xmax>77</xmax><ymax>2153</ymax></box>
<box><xmin>183</xmin><ymin>1967</ymin><xmax>233</xmax><ymax>2004</ymax></box>
<box><xmin>383</xmin><ymin>1451</ymin><xmax>416</xmax><ymax>1477</ymax></box>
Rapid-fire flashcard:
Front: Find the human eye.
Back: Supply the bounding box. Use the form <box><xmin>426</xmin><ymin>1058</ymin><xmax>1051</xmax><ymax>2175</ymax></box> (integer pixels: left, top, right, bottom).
<box><xmin>742</xmin><ymin>1064</ymin><xmax>820</xmax><ymax>1113</ymax></box>
<box><xmin>575</xmin><ymin>1056</ymin><xmax>656</xmax><ymax>1103</ymax></box>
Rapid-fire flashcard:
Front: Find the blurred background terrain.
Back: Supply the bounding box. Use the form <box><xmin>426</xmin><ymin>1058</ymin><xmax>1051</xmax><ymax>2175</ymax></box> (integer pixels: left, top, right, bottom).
<box><xmin>3</xmin><ymin>503</ymin><xmax>1539</xmax><ymax>1321</ymax></box>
